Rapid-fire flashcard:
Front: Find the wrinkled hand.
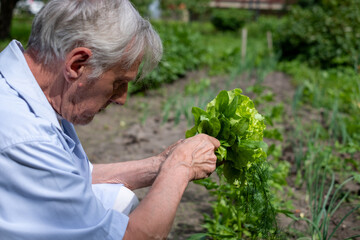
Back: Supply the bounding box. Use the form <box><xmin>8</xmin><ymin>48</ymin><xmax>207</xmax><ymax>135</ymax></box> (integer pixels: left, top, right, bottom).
<box><xmin>158</xmin><ymin>139</ymin><xmax>185</xmax><ymax>161</ymax></box>
<box><xmin>162</xmin><ymin>134</ymin><xmax>220</xmax><ymax>181</ymax></box>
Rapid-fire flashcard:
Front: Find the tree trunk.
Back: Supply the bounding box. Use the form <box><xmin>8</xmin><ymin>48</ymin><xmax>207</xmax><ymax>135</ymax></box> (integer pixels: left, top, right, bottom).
<box><xmin>0</xmin><ymin>0</ymin><xmax>20</xmax><ymax>40</ymax></box>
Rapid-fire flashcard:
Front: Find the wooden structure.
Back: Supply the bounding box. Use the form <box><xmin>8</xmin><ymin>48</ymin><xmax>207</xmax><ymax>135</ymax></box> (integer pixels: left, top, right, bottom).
<box><xmin>210</xmin><ymin>0</ymin><xmax>296</xmax><ymax>11</ymax></box>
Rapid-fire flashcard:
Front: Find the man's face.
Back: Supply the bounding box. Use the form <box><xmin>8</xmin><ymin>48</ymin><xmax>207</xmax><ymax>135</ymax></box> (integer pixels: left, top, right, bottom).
<box><xmin>62</xmin><ymin>58</ymin><xmax>141</xmax><ymax>125</ymax></box>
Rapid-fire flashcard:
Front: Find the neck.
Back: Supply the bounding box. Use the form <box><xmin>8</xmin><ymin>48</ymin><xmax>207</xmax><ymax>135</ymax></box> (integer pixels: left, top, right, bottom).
<box><xmin>24</xmin><ymin>50</ymin><xmax>65</xmax><ymax>116</ymax></box>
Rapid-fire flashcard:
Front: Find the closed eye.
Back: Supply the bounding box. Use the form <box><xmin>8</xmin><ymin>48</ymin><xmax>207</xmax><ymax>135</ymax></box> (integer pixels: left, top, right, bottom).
<box><xmin>113</xmin><ymin>77</ymin><xmax>133</xmax><ymax>89</ymax></box>
<box><xmin>113</xmin><ymin>81</ymin><xmax>121</xmax><ymax>89</ymax></box>
<box><xmin>113</xmin><ymin>81</ymin><xmax>129</xmax><ymax>92</ymax></box>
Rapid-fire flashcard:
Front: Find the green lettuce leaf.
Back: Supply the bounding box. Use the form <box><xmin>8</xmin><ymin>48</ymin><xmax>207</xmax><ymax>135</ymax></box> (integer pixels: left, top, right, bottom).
<box><xmin>186</xmin><ymin>88</ymin><xmax>268</xmax><ymax>184</ymax></box>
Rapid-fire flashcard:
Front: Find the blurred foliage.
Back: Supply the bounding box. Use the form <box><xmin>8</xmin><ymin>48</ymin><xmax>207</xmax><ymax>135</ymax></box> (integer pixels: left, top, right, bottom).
<box><xmin>184</xmin><ymin>78</ymin><xmax>210</xmax><ymax>96</ymax></box>
<box><xmin>131</xmin><ymin>0</ymin><xmax>153</xmax><ymax>17</ymax></box>
<box><xmin>160</xmin><ymin>0</ymin><xmax>211</xmax><ymax>21</ymax></box>
<box><xmin>278</xmin><ymin>60</ymin><xmax>360</xmax><ymax>144</ymax></box>
<box><xmin>132</xmin><ymin>19</ymin><xmax>273</xmax><ymax>92</ymax></box>
<box><xmin>296</xmin><ymin>0</ymin><xmax>322</xmax><ymax>8</ymax></box>
<box><xmin>247</xmin><ymin>16</ymin><xmax>285</xmax><ymax>37</ymax></box>
<box><xmin>0</xmin><ymin>15</ymin><xmax>33</xmax><ymax>50</ymax></box>
<box><xmin>275</xmin><ymin>0</ymin><xmax>360</xmax><ymax>68</ymax></box>
<box><xmin>296</xmin><ymin>0</ymin><xmax>351</xmax><ymax>8</ymax></box>
<box><xmin>210</xmin><ymin>9</ymin><xmax>253</xmax><ymax>32</ymax></box>
<box><xmin>278</xmin><ymin>61</ymin><xmax>360</xmax><ymax>114</ymax></box>
<box><xmin>130</xmin><ymin>21</ymin><xmax>207</xmax><ymax>93</ymax></box>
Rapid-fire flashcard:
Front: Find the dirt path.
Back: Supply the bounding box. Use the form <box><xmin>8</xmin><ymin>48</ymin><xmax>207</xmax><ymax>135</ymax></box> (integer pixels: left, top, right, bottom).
<box><xmin>75</xmin><ymin>70</ymin><xmax>360</xmax><ymax>239</ymax></box>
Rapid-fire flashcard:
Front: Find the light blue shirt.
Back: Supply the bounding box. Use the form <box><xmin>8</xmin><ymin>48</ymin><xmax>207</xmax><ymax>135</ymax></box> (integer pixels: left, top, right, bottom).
<box><xmin>0</xmin><ymin>40</ymin><xmax>130</xmax><ymax>239</ymax></box>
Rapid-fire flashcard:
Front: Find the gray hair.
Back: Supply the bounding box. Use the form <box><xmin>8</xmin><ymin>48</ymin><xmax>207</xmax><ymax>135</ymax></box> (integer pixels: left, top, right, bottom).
<box><xmin>27</xmin><ymin>0</ymin><xmax>163</xmax><ymax>79</ymax></box>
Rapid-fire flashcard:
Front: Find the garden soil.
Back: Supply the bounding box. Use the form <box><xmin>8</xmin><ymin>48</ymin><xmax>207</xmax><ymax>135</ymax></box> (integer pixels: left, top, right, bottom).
<box><xmin>75</xmin><ymin>70</ymin><xmax>360</xmax><ymax>239</ymax></box>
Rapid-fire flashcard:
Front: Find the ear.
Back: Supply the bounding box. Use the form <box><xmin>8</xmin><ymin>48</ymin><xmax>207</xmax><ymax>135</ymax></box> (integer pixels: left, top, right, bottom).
<box><xmin>63</xmin><ymin>47</ymin><xmax>92</xmax><ymax>82</ymax></box>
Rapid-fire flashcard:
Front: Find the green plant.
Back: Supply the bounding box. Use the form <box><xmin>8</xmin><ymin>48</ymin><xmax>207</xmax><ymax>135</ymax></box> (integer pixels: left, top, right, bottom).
<box><xmin>0</xmin><ymin>15</ymin><xmax>33</xmax><ymax>50</ymax></box>
<box><xmin>247</xmin><ymin>16</ymin><xmax>286</xmax><ymax>37</ymax></box>
<box><xmin>276</xmin><ymin>0</ymin><xmax>360</xmax><ymax>68</ymax></box>
<box><xmin>283</xmin><ymin>74</ymin><xmax>360</xmax><ymax>237</ymax></box>
<box><xmin>202</xmin><ymin>38</ymin><xmax>242</xmax><ymax>76</ymax></box>
<box><xmin>290</xmin><ymin>175</ymin><xmax>360</xmax><ymax>240</ymax></box>
<box><xmin>186</xmin><ymin>89</ymin><xmax>268</xmax><ymax>182</ymax></box>
<box><xmin>180</xmin><ymin>0</ymin><xmax>211</xmax><ymax>21</ymax></box>
<box><xmin>296</xmin><ymin>0</ymin><xmax>323</xmax><ymax>8</ymax></box>
<box><xmin>210</xmin><ymin>9</ymin><xmax>253</xmax><ymax>32</ymax></box>
<box><xmin>131</xmin><ymin>21</ymin><xmax>207</xmax><ymax>93</ymax></box>
<box><xmin>184</xmin><ymin>78</ymin><xmax>211</xmax><ymax>96</ymax></box>
<box><xmin>131</xmin><ymin>0</ymin><xmax>154</xmax><ymax>17</ymax></box>
<box><xmin>186</xmin><ymin>89</ymin><xmax>278</xmax><ymax>238</ymax></box>
<box><xmin>160</xmin><ymin>0</ymin><xmax>211</xmax><ymax>21</ymax></box>
<box><xmin>291</xmin><ymin>153</ymin><xmax>360</xmax><ymax>239</ymax></box>
<box><xmin>278</xmin><ymin>61</ymin><xmax>360</xmax><ymax>144</ymax></box>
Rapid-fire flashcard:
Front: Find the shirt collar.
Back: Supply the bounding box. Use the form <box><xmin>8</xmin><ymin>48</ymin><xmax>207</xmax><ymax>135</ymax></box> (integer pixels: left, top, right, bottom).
<box><xmin>0</xmin><ymin>40</ymin><xmax>61</xmax><ymax>130</ymax></box>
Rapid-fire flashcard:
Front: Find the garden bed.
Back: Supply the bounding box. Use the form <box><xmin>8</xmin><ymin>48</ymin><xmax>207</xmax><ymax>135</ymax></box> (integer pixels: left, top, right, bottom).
<box><xmin>76</xmin><ymin>69</ymin><xmax>360</xmax><ymax>239</ymax></box>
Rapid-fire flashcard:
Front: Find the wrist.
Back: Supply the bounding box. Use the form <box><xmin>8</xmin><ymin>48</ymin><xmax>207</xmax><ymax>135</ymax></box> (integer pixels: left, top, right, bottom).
<box><xmin>160</xmin><ymin>159</ymin><xmax>192</xmax><ymax>182</ymax></box>
<box><xmin>153</xmin><ymin>154</ymin><xmax>166</xmax><ymax>174</ymax></box>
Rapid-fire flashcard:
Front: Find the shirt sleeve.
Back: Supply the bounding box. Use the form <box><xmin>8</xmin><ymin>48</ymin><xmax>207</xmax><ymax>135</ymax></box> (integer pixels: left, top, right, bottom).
<box><xmin>0</xmin><ymin>138</ymin><xmax>129</xmax><ymax>240</ymax></box>
<box><xmin>92</xmin><ymin>184</ymin><xmax>139</xmax><ymax>215</ymax></box>
<box><xmin>89</xmin><ymin>162</ymin><xmax>139</xmax><ymax>216</ymax></box>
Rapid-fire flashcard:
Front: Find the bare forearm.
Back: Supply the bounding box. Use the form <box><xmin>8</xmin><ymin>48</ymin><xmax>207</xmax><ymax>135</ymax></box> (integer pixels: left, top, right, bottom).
<box><xmin>91</xmin><ymin>155</ymin><xmax>164</xmax><ymax>190</ymax></box>
<box><xmin>123</xmin><ymin>134</ymin><xmax>219</xmax><ymax>239</ymax></box>
<box><xmin>95</xmin><ymin>135</ymin><xmax>219</xmax><ymax>239</ymax></box>
<box><xmin>124</xmin><ymin>165</ymin><xmax>190</xmax><ymax>239</ymax></box>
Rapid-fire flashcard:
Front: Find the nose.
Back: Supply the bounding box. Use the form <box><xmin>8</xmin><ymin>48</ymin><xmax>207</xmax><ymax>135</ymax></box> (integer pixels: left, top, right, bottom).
<box><xmin>110</xmin><ymin>82</ymin><xmax>128</xmax><ymax>105</ymax></box>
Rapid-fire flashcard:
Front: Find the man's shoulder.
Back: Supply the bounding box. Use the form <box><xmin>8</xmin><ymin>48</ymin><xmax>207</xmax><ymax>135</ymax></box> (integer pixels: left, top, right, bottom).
<box><xmin>0</xmin><ymin>80</ymin><xmax>57</xmax><ymax>150</ymax></box>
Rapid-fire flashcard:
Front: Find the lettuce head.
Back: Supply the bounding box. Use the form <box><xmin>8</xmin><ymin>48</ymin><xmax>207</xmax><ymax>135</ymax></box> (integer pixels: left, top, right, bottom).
<box><xmin>186</xmin><ymin>88</ymin><xmax>268</xmax><ymax>184</ymax></box>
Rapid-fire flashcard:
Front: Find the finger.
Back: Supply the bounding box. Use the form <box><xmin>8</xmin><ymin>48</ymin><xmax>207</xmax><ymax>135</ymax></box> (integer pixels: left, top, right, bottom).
<box><xmin>209</xmin><ymin>153</ymin><xmax>218</xmax><ymax>163</ymax></box>
<box><xmin>205</xmin><ymin>162</ymin><xmax>217</xmax><ymax>177</ymax></box>
<box><xmin>196</xmin><ymin>134</ymin><xmax>220</xmax><ymax>148</ymax></box>
<box><xmin>205</xmin><ymin>135</ymin><xmax>220</xmax><ymax>149</ymax></box>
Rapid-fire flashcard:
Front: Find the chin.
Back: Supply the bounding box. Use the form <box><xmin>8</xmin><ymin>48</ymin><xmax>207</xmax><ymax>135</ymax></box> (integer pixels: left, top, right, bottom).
<box><xmin>71</xmin><ymin>114</ymin><xmax>95</xmax><ymax>125</ymax></box>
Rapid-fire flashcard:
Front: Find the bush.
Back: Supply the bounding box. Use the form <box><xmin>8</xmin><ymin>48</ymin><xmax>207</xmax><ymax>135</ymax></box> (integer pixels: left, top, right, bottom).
<box><xmin>129</xmin><ymin>21</ymin><xmax>207</xmax><ymax>93</ymax></box>
<box><xmin>296</xmin><ymin>0</ymin><xmax>322</xmax><ymax>8</ymax></box>
<box><xmin>131</xmin><ymin>0</ymin><xmax>154</xmax><ymax>17</ymax></box>
<box><xmin>275</xmin><ymin>0</ymin><xmax>360</xmax><ymax>68</ymax></box>
<box><xmin>247</xmin><ymin>16</ymin><xmax>285</xmax><ymax>38</ymax></box>
<box><xmin>210</xmin><ymin>9</ymin><xmax>253</xmax><ymax>32</ymax></box>
<box><xmin>160</xmin><ymin>0</ymin><xmax>211</xmax><ymax>21</ymax></box>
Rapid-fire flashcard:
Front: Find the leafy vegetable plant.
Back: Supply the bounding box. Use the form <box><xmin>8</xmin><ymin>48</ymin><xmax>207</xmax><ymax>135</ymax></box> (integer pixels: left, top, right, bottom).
<box><xmin>186</xmin><ymin>89</ymin><xmax>277</xmax><ymax>238</ymax></box>
<box><xmin>186</xmin><ymin>88</ymin><xmax>268</xmax><ymax>184</ymax></box>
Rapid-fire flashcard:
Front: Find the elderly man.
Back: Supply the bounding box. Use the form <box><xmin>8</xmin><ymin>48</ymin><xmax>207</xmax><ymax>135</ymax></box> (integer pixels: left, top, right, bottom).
<box><xmin>0</xmin><ymin>0</ymin><xmax>219</xmax><ymax>239</ymax></box>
